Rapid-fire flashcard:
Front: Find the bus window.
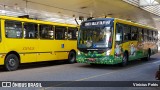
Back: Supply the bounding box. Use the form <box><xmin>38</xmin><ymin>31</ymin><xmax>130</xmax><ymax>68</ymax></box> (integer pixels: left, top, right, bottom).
<box><xmin>153</xmin><ymin>31</ymin><xmax>156</xmax><ymax>42</ymax></box>
<box><xmin>131</xmin><ymin>26</ymin><xmax>138</xmax><ymax>40</ymax></box>
<box><xmin>138</xmin><ymin>27</ymin><xmax>143</xmax><ymax>42</ymax></box>
<box><xmin>116</xmin><ymin>23</ymin><xmax>123</xmax><ymax>44</ymax></box>
<box><xmin>39</xmin><ymin>24</ymin><xmax>54</xmax><ymax>39</ymax></box>
<box><xmin>123</xmin><ymin>25</ymin><xmax>131</xmax><ymax>42</ymax></box>
<box><xmin>152</xmin><ymin>30</ymin><xmax>154</xmax><ymax>42</ymax></box>
<box><xmin>150</xmin><ymin>30</ymin><xmax>153</xmax><ymax>42</ymax></box>
<box><xmin>68</xmin><ymin>27</ymin><xmax>78</xmax><ymax>40</ymax></box>
<box><xmin>5</xmin><ymin>20</ymin><xmax>22</xmax><ymax>38</ymax></box>
<box><xmin>156</xmin><ymin>31</ymin><xmax>158</xmax><ymax>42</ymax></box>
<box><xmin>24</xmin><ymin>23</ymin><xmax>38</xmax><ymax>39</ymax></box>
<box><xmin>153</xmin><ymin>31</ymin><xmax>155</xmax><ymax>40</ymax></box>
<box><xmin>147</xmin><ymin>30</ymin><xmax>149</xmax><ymax>41</ymax></box>
<box><xmin>148</xmin><ymin>30</ymin><xmax>151</xmax><ymax>41</ymax></box>
<box><xmin>55</xmin><ymin>26</ymin><xmax>67</xmax><ymax>40</ymax></box>
<box><xmin>142</xmin><ymin>29</ymin><xmax>144</xmax><ymax>41</ymax></box>
<box><xmin>143</xmin><ymin>29</ymin><xmax>148</xmax><ymax>42</ymax></box>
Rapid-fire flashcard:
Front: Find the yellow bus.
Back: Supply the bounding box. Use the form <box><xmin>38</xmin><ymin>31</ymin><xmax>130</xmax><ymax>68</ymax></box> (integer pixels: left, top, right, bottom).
<box><xmin>0</xmin><ymin>15</ymin><xmax>78</xmax><ymax>71</ymax></box>
<box><xmin>77</xmin><ymin>18</ymin><xmax>158</xmax><ymax>66</ymax></box>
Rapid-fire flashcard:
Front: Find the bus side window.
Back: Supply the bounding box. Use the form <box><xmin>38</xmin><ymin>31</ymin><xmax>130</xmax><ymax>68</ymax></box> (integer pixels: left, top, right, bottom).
<box><xmin>39</xmin><ymin>24</ymin><xmax>54</xmax><ymax>39</ymax></box>
<box><xmin>24</xmin><ymin>23</ymin><xmax>38</xmax><ymax>39</ymax></box>
<box><xmin>156</xmin><ymin>31</ymin><xmax>158</xmax><ymax>42</ymax></box>
<box><xmin>153</xmin><ymin>31</ymin><xmax>155</xmax><ymax>42</ymax></box>
<box><xmin>147</xmin><ymin>29</ymin><xmax>149</xmax><ymax>41</ymax></box>
<box><xmin>123</xmin><ymin>25</ymin><xmax>131</xmax><ymax>42</ymax></box>
<box><xmin>138</xmin><ymin>27</ymin><xmax>143</xmax><ymax>42</ymax></box>
<box><xmin>131</xmin><ymin>26</ymin><xmax>138</xmax><ymax>40</ymax></box>
<box><xmin>116</xmin><ymin>23</ymin><xmax>123</xmax><ymax>44</ymax></box>
<box><xmin>142</xmin><ymin>29</ymin><xmax>144</xmax><ymax>41</ymax></box>
<box><xmin>143</xmin><ymin>29</ymin><xmax>148</xmax><ymax>42</ymax></box>
<box><xmin>153</xmin><ymin>31</ymin><xmax>156</xmax><ymax>42</ymax></box>
<box><xmin>68</xmin><ymin>27</ymin><xmax>78</xmax><ymax>40</ymax></box>
<box><xmin>149</xmin><ymin>30</ymin><xmax>152</xmax><ymax>41</ymax></box>
<box><xmin>55</xmin><ymin>26</ymin><xmax>67</xmax><ymax>40</ymax></box>
<box><xmin>5</xmin><ymin>20</ymin><xmax>22</xmax><ymax>38</ymax></box>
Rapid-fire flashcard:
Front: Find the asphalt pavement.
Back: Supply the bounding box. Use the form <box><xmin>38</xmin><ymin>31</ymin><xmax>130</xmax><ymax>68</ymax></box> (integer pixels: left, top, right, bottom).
<box><xmin>0</xmin><ymin>53</ymin><xmax>160</xmax><ymax>90</ymax></box>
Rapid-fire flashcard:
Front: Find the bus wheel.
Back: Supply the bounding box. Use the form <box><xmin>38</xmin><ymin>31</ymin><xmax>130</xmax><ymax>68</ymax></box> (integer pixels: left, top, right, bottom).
<box><xmin>68</xmin><ymin>51</ymin><xmax>76</xmax><ymax>64</ymax></box>
<box><xmin>90</xmin><ymin>63</ymin><xmax>96</xmax><ymax>65</ymax></box>
<box><xmin>5</xmin><ymin>54</ymin><xmax>19</xmax><ymax>71</ymax></box>
<box><xmin>121</xmin><ymin>53</ymin><xmax>128</xmax><ymax>66</ymax></box>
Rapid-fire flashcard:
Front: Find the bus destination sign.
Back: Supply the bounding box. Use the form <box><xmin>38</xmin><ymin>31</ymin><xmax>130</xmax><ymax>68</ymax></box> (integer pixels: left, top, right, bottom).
<box><xmin>84</xmin><ymin>20</ymin><xmax>111</xmax><ymax>26</ymax></box>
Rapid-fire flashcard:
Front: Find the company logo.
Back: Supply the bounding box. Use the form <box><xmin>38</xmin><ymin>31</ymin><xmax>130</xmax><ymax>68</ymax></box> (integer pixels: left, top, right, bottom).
<box><xmin>2</xmin><ymin>82</ymin><xmax>11</xmax><ymax>87</ymax></box>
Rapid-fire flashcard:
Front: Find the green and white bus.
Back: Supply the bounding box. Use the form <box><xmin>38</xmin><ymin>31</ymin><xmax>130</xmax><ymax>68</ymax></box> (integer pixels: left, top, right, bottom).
<box><xmin>76</xmin><ymin>18</ymin><xmax>158</xmax><ymax>66</ymax></box>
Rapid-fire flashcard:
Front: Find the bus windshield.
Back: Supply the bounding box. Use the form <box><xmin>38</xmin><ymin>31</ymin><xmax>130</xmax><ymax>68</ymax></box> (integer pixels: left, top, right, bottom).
<box><xmin>78</xmin><ymin>26</ymin><xmax>113</xmax><ymax>49</ymax></box>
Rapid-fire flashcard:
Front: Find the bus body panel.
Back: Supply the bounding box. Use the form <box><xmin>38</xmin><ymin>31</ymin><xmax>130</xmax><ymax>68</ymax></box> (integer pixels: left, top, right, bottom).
<box><xmin>37</xmin><ymin>40</ymin><xmax>56</xmax><ymax>62</ymax></box>
<box><xmin>0</xmin><ymin>15</ymin><xmax>78</xmax><ymax>66</ymax></box>
<box><xmin>77</xmin><ymin>18</ymin><xmax>158</xmax><ymax>65</ymax></box>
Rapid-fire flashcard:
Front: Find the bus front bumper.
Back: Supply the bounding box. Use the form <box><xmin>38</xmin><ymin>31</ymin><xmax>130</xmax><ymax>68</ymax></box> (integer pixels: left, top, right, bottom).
<box><xmin>76</xmin><ymin>55</ymin><xmax>122</xmax><ymax>65</ymax></box>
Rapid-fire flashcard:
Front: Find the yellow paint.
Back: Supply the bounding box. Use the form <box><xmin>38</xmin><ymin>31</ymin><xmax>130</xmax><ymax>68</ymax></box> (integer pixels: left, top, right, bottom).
<box><xmin>0</xmin><ymin>15</ymin><xmax>78</xmax><ymax>65</ymax></box>
<box><xmin>111</xmin><ymin>18</ymin><xmax>157</xmax><ymax>56</ymax></box>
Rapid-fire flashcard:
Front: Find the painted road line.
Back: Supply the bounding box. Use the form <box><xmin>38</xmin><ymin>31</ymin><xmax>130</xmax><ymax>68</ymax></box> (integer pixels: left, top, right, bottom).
<box><xmin>75</xmin><ymin>60</ymin><xmax>160</xmax><ymax>81</ymax></box>
<box><xmin>75</xmin><ymin>71</ymin><xmax>115</xmax><ymax>81</ymax></box>
<box><xmin>152</xmin><ymin>60</ymin><xmax>160</xmax><ymax>64</ymax></box>
<box><xmin>39</xmin><ymin>59</ymin><xmax>160</xmax><ymax>90</ymax></box>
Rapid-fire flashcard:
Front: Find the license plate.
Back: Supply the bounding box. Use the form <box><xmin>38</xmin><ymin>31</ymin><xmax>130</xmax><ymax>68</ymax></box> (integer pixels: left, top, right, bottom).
<box><xmin>88</xmin><ymin>58</ymin><xmax>95</xmax><ymax>62</ymax></box>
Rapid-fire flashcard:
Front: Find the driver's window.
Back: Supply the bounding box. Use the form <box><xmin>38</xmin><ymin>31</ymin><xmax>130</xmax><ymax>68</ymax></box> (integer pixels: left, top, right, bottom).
<box><xmin>116</xmin><ymin>23</ymin><xmax>123</xmax><ymax>44</ymax></box>
<box><xmin>101</xmin><ymin>26</ymin><xmax>113</xmax><ymax>47</ymax></box>
<box><xmin>102</xmin><ymin>27</ymin><xmax>111</xmax><ymax>41</ymax></box>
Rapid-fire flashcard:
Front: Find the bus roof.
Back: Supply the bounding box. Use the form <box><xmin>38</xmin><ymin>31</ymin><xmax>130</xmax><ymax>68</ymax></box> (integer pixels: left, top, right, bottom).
<box><xmin>82</xmin><ymin>18</ymin><xmax>157</xmax><ymax>31</ymax></box>
<box><xmin>0</xmin><ymin>15</ymin><xmax>78</xmax><ymax>27</ymax></box>
<box><xmin>114</xmin><ymin>18</ymin><xmax>157</xmax><ymax>31</ymax></box>
<box><xmin>82</xmin><ymin>18</ymin><xmax>114</xmax><ymax>23</ymax></box>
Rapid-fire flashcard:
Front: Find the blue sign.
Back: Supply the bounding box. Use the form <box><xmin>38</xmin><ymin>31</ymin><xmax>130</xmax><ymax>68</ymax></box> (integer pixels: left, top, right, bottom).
<box><xmin>93</xmin><ymin>44</ymin><xmax>97</xmax><ymax>48</ymax></box>
<box><xmin>61</xmin><ymin>44</ymin><xmax>64</xmax><ymax>48</ymax></box>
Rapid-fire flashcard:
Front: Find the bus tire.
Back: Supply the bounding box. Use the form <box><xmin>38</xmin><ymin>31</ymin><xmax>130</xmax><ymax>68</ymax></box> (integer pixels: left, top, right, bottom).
<box><xmin>4</xmin><ymin>54</ymin><xmax>19</xmax><ymax>71</ymax></box>
<box><xmin>121</xmin><ymin>53</ymin><xmax>128</xmax><ymax>66</ymax></box>
<box><xmin>90</xmin><ymin>63</ymin><xmax>97</xmax><ymax>65</ymax></box>
<box><xmin>68</xmin><ymin>51</ymin><xmax>76</xmax><ymax>64</ymax></box>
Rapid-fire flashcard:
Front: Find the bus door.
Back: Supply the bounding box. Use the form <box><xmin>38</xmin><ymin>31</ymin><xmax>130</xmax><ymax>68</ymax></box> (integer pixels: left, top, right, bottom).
<box><xmin>65</xmin><ymin>27</ymin><xmax>78</xmax><ymax>53</ymax></box>
<box><xmin>115</xmin><ymin>23</ymin><xmax>123</xmax><ymax>57</ymax></box>
<box><xmin>0</xmin><ymin>20</ymin><xmax>6</xmax><ymax>64</ymax></box>
<box><xmin>54</xmin><ymin>26</ymin><xmax>68</xmax><ymax>60</ymax></box>
<box><xmin>129</xmin><ymin>26</ymin><xmax>138</xmax><ymax>60</ymax></box>
<box><xmin>37</xmin><ymin>25</ymin><xmax>56</xmax><ymax>62</ymax></box>
<box><xmin>4</xmin><ymin>21</ymin><xmax>38</xmax><ymax>63</ymax></box>
<box><xmin>21</xmin><ymin>22</ymin><xmax>38</xmax><ymax>63</ymax></box>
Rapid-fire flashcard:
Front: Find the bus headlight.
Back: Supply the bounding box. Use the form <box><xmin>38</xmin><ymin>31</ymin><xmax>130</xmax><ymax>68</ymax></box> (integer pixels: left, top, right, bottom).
<box><xmin>78</xmin><ymin>51</ymin><xmax>81</xmax><ymax>55</ymax></box>
<box><xmin>106</xmin><ymin>50</ymin><xmax>111</xmax><ymax>56</ymax></box>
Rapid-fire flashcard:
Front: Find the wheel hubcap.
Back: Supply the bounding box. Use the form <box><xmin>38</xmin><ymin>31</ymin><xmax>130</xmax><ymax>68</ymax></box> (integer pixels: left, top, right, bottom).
<box><xmin>70</xmin><ymin>54</ymin><xmax>75</xmax><ymax>61</ymax></box>
<box><xmin>8</xmin><ymin>58</ymin><xmax>16</xmax><ymax>67</ymax></box>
